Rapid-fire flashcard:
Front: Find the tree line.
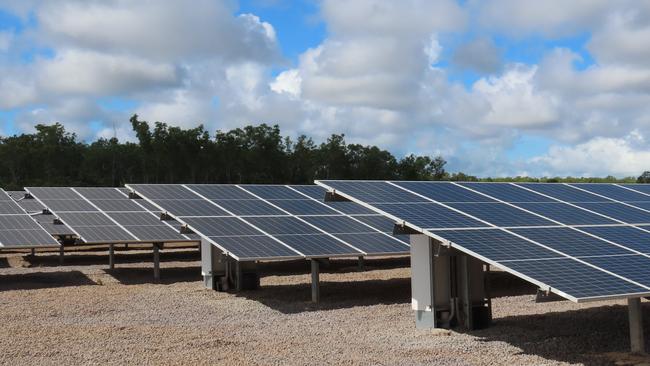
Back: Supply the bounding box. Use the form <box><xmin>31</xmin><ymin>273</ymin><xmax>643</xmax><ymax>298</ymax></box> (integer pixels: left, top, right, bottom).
<box><xmin>0</xmin><ymin>114</ymin><xmax>646</xmax><ymax>190</ymax></box>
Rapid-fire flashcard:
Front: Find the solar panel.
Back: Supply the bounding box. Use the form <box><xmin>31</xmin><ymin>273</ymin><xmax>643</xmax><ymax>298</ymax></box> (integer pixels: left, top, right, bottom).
<box><xmin>127</xmin><ymin>184</ymin><xmax>409</xmax><ymax>261</ymax></box>
<box><xmin>622</xmin><ymin>184</ymin><xmax>650</xmax><ymax>196</ymax></box>
<box><xmin>316</xmin><ymin>180</ymin><xmax>650</xmax><ymax>302</ymax></box>
<box><xmin>0</xmin><ymin>189</ymin><xmax>60</xmax><ymax>249</ymax></box>
<box><xmin>26</xmin><ymin>187</ymin><xmax>191</xmax><ymax>244</ymax></box>
<box><xmin>373</xmin><ymin>203</ymin><xmax>489</xmax><ymax>229</ymax></box>
<box><xmin>571</xmin><ymin>184</ymin><xmax>650</xmax><ymax>202</ymax></box>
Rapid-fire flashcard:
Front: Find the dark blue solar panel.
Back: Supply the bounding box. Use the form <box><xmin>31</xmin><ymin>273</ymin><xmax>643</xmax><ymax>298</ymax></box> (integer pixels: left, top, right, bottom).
<box><xmin>391</xmin><ymin>182</ymin><xmax>495</xmax><ymax>202</ymax></box>
<box><xmin>334</xmin><ymin>233</ymin><xmax>409</xmax><ymax>254</ymax></box>
<box><xmin>290</xmin><ymin>185</ymin><xmax>326</xmax><ymax>200</ymax></box>
<box><xmin>244</xmin><ymin>216</ymin><xmax>321</xmax><ymax>235</ymax></box>
<box><xmin>301</xmin><ymin>215</ymin><xmax>376</xmax><ymax>233</ymax></box>
<box><xmin>210</xmin><ymin>235</ymin><xmax>300</xmax><ymax>259</ymax></box>
<box><xmin>153</xmin><ymin>199</ymin><xmax>230</xmax><ymax>217</ymax></box>
<box><xmin>459</xmin><ymin>183</ymin><xmax>555</xmax><ymax>202</ymax></box>
<box><xmin>574</xmin><ymin>202</ymin><xmax>650</xmax><ymax>224</ymax></box>
<box><xmin>511</xmin><ymin>227</ymin><xmax>631</xmax><ymax>257</ymax></box>
<box><xmin>446</xmin><ymin>203</ymin><xmax>556</xmax><ymax>227</ymax></box>
<box><xmin>626</xmin><ymin>202</ymin><xmax>650</xmax><ymax>211</ymax></box>
<box><xmin>504</xmin><ymin>258</ymin><xmax>649</xmax><ymax>300</ymax></box>
<box><xmin>622</xmin><ymin>184</ymin><xmax>650</xmax><ymax>196</ymax></box>
<box><xmin>433</xmin><ymin>229</ymin><xmax>560</xmax><ymax>261</ymax></box>
<box><xmin>582</xmin><ymin>255</ymin><xmax>650</xmax><ymax>289</ymax></box>
<box><xmin>274</xmin><ymin>234</ymin><xmax>362</xmax><ymax>256</ymax></box>
<box><xmin>269</xmin><ymin>199</ymin><xmax>338</xmax><ymax>215</ymax></box>
<box><xmin>212</xmin><ymin>199</ymin><xmax>284</xmax><ymax>216</ymax></box>
<box><xmin>326</xmin><ymin>202</ymin><xmax>376</xmax><ymax>215</ymax></box>
<box><xmin>182</xmin><ymin>217</ymin><xmax>262</xmax><ymax>237</ymax></box>
<box><xmin>26</xmin><ymin>187</ymin><xmax>81</xmax><ymax>200</ymax></box>
<box><xmin>517</xmin><ymin>183</ymin><xmax>609</xmax><ymax>202</ymax></box>
<box><xmin>570</xmin><ymin>184</ymin><xmax>650</xmax><ymax>202</ymax></box>
<box><xmin>320</xmin><ymin>181</ymin><xmax>429</xmax><ymax>203</ymax></box>
<box><xmin>374</xmin><ymin>203</ymin><xmax>488</xmax><ymax>229</ymax></box>
<box><xmin>352</xmin><ymin>215</ymin><xmax>396</xmax><ymax>232</ymax></box>
<box><xmin>185</xmin><ymin>185</ymin><xmax>254</xmax><ymax>200</ymax></box>
<box><xmin>580</xmin><ymin>226</ymin><xmax>650</xmax><ymax>254</ymax></box>
<box><xmin>241</xmin><ymin>185</ymin><xmax>306</xmax><ymax>199</ymax></box>
<box><xmin>128</xmin><ymin>184</ymin><xmax>198</xmax><ymax>200</ymax></box>
<box><xmin>513</xmin><ymin>202</ymin><xmax>617</xmax><ymax>225</ymax></box>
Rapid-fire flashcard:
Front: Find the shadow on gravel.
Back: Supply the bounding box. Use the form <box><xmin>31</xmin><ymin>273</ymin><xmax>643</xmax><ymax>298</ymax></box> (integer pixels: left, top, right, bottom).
<box><xmin>24</xmin><ymin>248</ymin><xmax>200</xmax><ymax>268</ymax></box>
<box><xmin>0</xmin><ymin>271</ymin><xmax>96</xmax><ymax>291</ymax></box>
<box><xmin>487</xmin><ymin>271</ymin><xmax>538</xmax><ymax>298</ymax></box>
<box><xmin>239</xmin><ymin>277</ymin><xmax>411</xmax><ymax>314</ymax></box>
<box><xmin>469</xmin><ymin>303</ymin><xmax>650</xmax><ymax>366</ymax></box>
<box><xmin>257</xmin><ymin>256</ymin><xmax>410</xmax><ymax>277</ymax></box>
<box><xmin>0</xmin><ymin>257</ymin><xmax>8</xmax><ymax>268</ymax></box>
<box><xmin>108</xmin><ymin>265</ymin><xmax>202</xmax><ymax>285</ymax></box>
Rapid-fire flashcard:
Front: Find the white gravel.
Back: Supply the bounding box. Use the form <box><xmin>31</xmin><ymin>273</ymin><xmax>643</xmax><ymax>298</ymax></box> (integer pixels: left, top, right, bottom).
<box><xmin>0</xmin><ymin>247</ymin><xmax>649</xmax><ymax>365</ymax></box>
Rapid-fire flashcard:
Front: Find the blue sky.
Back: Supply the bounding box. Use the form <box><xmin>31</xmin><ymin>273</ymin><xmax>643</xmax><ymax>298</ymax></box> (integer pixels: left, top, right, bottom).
<box><xmin>1</xmin><ymin>1</ymin><xmax>649</xmax><ymax>178</ymax></box>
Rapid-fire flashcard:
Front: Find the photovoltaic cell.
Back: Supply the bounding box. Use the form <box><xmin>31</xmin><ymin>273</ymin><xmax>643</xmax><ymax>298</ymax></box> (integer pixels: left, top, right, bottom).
<box><xmin>432</xmin><ymin>228</ymin><xmax>561</xmax><ymax>261</ymax></box>
<box><xmin>622</xmin><ymin>184</ymin><xmax>650</xmax><ymax>196</ymax></box>
<box><xmin>393</xmin><ymin>181</ymin><xmax>495</xmax><ymax>202</ymax></box>
<box><xmin>446</xmin><ymin>202</ymin><xmax>557</xmax><ymax>227</ymax></box>
<box><xmin>459</xmin><ymin>183</ymin><xmax>554</xmax><ymax>203</ymax></box>
<box><xmin>242</xmin><ymin>185</ymin><xmax>306</xmax><ymax>200</ymax></box>
<box><xmin>301</xmin><ymin>215</ymin><xmax>377</xmax><ymax>234</ymax></box>
<box><xmin>574</xmin><ymin>202</ymin><xmax>650</xmax><ymax>224</ymax></box>
<box><xmin>321</xmin><ymin>181</ymin><xmax>429</xmax><ymax>203</ymax></box>
<box><xmin>512</xmin><ymin>202</ymin><xmax>617</xmax><ymax>225</ymax></box>
<box><xmin>268</xmin><ymin>199</ymin><xmax>338</xmax><ymax>215</ymax></box>
<box><xmin>581</xmin><ymin>255</ymin><xmax>650</xmax><ymax>288</ymax></box>
<box><xmin>210</xmin><ymin>235</ymin><xmax>299</xmax><ymax>259</ymax></box>
<box><xmin>505</xmin><ymin>258</ymin><xmax>649</xmax><ymax>299</ymax></box>
<box><xmin>273</xmin><ymin>234</ymin><xmax>361</xmax><ymax>256</ymax></box>
<box><xmin>511</xmin><ymin>227</ymin><xmax>632</xmax><ymax>257</ymax></box>
<box><xmin>517</xmin><ymin>183</ymin><xmax>609</xmax><ymax>202</ymax></box>
<box><xmin>374</xmin><ymin>203</ymin><xmax>489</xmax><ymax>229</ymax></box>
<box><xmin>182</xmin><ymin>217</ymin><xmax>263</xmax><ymax>237</ymax></box>
<box><xmin>244</xmin><ymin>216</ymin><xmax>321</xmax><ymax>235</ymax></box>
<box><xmin>333</xmin><ymin>233</ymin><xmax>409</xmax><ymax>253</ymax></box>
<box><xmin>579</xmin><ymin>226</ymin><xmax>650</xmax><ymax>254</ymax></box>
<box><xmin>185</xmin><ymin>184</ymin><xmax>255</xmax><ymax>200</ymax></box>
<box><xmin>213</xmin><ymin>199</ymin><xmax>284</xmax><ymax>216</ymax></box>
<box><xmin>153</xmin><ymin>199</ymin><xmax>230</xmax><ymax>217</ymax></box>
<box><xmin>571</xmin><ymin>184</ymin><xmax>650</xmax><ymax>202</ymax></box>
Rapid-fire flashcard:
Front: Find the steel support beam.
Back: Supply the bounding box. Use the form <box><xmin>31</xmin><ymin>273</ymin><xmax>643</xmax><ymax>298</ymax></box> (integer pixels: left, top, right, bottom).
<box><xmin>153</xmin><ymin>243</ymin><xmax>161</xmax><ymax>281</ymax></box>
<box><xmin>108</xmin><ymin>244</ymin><xmax>115</xmax><ymax>270</ymax></box>
<box><xmin>629</xmin><ymin>297</ymin><xmax>645</xmax><ymax>354</ymax></box>
<box><xmin>311</xmin><ymin>259</ymin><xmax>320</xmax><ymax>303</ymax></box>
<box><xmin>358</xmin><ymin>256</ymin><xmax>365</xmax><ymax>271</ymax></box>
<box><xmin>59</xmin><ymin>245</ymin><xmax>64</xmax><ymax>265</ymax></box>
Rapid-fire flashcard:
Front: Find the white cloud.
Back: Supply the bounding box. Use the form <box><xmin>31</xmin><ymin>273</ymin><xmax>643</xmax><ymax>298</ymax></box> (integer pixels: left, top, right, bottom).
<box><xmin>270</xmin><ymin>69</ymin><xmax>302</xmax><ymax>98</ymax></box>
<box><xmin>452</xmin><ymin>37</ymin><xmax>501</xmax><ymax>73</ymax></box>
<box><xmin>530</xmin><ymin>133</ymin><xmax>650</xmax><ymax>177</ymax></box>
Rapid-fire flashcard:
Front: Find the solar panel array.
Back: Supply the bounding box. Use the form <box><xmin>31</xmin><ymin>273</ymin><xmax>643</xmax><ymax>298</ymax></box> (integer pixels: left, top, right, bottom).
<box><xmin>126</xmin><ymin>184</ymin><xmax>409</xmax><ymax>261</ymax></box>
<box><xmin>26</xmin><ymin>187</ymin><xmax>194</xmax><ymax>244</ymax></box>
<box><xmin>316</xmin><ymin>181</ymin><xmax>650</xmax><ymax>302</ymax></box>
<box><xmin>0</xmin><ymin>189</ymin><xmax>60</xmax><ymax>249</ymax></box>
<box><xmin>8</xmin><ymin>191</ymin><xmax>76</xmax><ymax>236</ymax></box>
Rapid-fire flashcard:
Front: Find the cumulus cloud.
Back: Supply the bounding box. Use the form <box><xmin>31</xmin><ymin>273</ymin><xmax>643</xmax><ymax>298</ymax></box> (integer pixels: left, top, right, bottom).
<box><xmin>3</xmin><ymin>0</ymin><xmax>650</xmax><ymax>177</ymax></box>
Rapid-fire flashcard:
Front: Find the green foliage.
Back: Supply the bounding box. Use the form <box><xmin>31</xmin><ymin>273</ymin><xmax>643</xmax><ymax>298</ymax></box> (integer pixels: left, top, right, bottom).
<box><xmin>0</xmin><ymin>115</ymin><xmax>448</xmax><ymax>189</ymax></box>
<box><xmin>0</xmin><ymin>115</ymin><xmax>642</xmax><ymax>189</ymax></box>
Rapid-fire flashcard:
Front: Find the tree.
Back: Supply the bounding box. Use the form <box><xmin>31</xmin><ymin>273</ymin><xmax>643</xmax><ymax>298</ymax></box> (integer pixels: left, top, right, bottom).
<box><xmin>638</xmin><ymin>171</ymin><xmax>650</xmax><ymax>183</ymax></box>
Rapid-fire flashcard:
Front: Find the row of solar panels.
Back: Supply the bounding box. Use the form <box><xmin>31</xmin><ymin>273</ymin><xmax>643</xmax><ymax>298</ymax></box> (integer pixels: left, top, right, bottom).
<box><xmin>316</xmin><ymin>181</ymin><xmax>650</xmax><ymax>302</ymax></box>
<box><xmin>1</xmin><ymin>185</ymin><xmax>410</xmax><ymax>260</ymax></box>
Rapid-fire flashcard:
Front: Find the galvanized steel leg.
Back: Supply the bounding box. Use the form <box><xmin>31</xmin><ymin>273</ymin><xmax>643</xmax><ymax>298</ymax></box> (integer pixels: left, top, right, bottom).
<box><xmin>153</xmin><ymin>244</ymin><xmax>161</xmax><ymax>281</ymax></box>
<box><xmin>629</xmin><ymin>297</ymin><xmax>645</xmax><ymax>353</ymax></box>
<box><xmin>311</xmin><ymin>259</ymin><xmax>320</xmax><ymax>303</ymax></box>
<box><xmin>109</xmin><ymin>244</ymin><xmax>115</xmax><ymax>269</ymax></box>
<box><xmin>30</xmin><ymin>248</ymin><xmax>35</xmax><ymax>257</ymax></box>
<box><xmin>358</xmin><ymin>256</ymin><xmax>365</xmax><ymax>271</ymax></box>
<box><xmin>59</xmin><ymin>245</ymin><xmax>64</xmax><ymax>265</ymax></box>
<box><xmin>235</xmin><ymin>261</ymin><xmax>242</xmax><ymax>292</ymax></box>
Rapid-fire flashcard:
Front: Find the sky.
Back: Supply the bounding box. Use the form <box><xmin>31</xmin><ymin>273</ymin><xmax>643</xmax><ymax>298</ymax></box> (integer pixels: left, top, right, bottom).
<box><xmin>1</xmin><ymin>0</ymin><xmax>650</xmax><ymax>178</ymax></box>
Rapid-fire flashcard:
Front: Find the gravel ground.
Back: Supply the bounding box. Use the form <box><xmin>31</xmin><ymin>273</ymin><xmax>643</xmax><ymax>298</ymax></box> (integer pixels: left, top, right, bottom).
<box><xmin>1</xmin><ymin>247</ymin><xmax>650</xmax><ymax>366</ymax></box>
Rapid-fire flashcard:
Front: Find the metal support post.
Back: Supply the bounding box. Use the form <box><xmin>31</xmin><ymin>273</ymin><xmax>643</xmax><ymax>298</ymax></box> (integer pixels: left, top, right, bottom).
<box><xmin>153</xmin><ymin>243</ymin><xmax>161</xmax><ymax>281</ymax></box>
<box><xmin>629</xmin><ymin>297</ymin><xmax>645</xmax><ymax>354</ymax></box>
<box><xmin>311</xmin><ymin>259</ymin><xmax>320</xmax><ymax>303</ymax></box>
<box><xmin>358</xmin><ymin>256</ymin><xmax>365</xmax><ymax>271</ymax></box>
<box><xmin>235</xmin><ymin>261</ymin><xmax>243</xmax><ymax>292</ymax></box>
<box><xmin>460</xmin><ymin>255</ymin><xmax>473</xmax><ymax>330</ymax></box>
<box><xmin>59</xmin><ymin>245</ymin><xmax>64</xmax><ymax>265</ymax></box>
<box><xmin>108</xmin><ymin>244</ymin><xmax>115</xmax><ymax>269</ymax></box>
<box><xmin>30</xmin><ymin>248</ymin><xmax>35</xmax><ymax>257</ymax></box>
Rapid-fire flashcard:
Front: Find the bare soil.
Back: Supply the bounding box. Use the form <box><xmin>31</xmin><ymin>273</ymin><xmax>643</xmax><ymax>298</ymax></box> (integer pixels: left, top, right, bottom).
<box><xmin>1</xmin><ymin>247</ymin><xmax>649</xmax><ymax>365</ymax></box>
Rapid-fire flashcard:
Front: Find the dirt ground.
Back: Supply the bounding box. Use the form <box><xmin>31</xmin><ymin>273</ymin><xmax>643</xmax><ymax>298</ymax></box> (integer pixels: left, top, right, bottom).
<box><xmin>1</xmin><ymin>247</ymin><xmax>650</xmax><ymax>366</ymax></box>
